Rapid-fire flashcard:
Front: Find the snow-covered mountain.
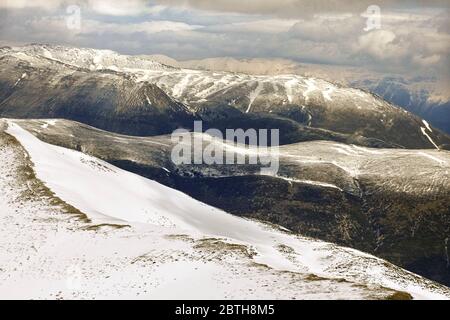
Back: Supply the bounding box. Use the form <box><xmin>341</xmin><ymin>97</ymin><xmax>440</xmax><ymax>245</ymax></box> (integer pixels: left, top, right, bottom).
<box><xmin>1</xmin><ymin>118</ymin><xmax>449</xmax><ymax>299</ymax></box>
<box><xmin>147</xmin><ymin>55</ymin><xmax>450</xmax><ymax>135</ymax></box>
<box><xmin>10</xmin><ymin>118</ymin><xmax>450</xmax><ymax>287</ymax></box>
<box><xmin>0</xmin><ymin>45</ymin><xmax>195</xmax><ymax>136</ymax></box>
<box><xmin>1</xmin><ymin>44</ymin><xmax>449</xmax><ymax>149</ymax></box>
<box><xmin>9</xmin><ymin>44</ymin><xmax>174</xmax><ymax>72</ymax></box>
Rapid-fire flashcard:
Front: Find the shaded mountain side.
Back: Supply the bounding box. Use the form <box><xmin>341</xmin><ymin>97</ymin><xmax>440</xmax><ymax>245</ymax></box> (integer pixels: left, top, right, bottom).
<box><xmin>190</xmin><ymin>81</ymin><xmax>450</xmax><ymax>150</ymax></box>
<box><xmin>350</xmin><ymin>77</ymin><xmax>450</xmax><ymax>135</ymax></box>
<box><xmin>0</xmin><ymin>53</ymin><xmax>403</xmax><ymax>148</ymax></box>
<box><xmin>0</xmin><ymin>54</ymin><xmax>196</xmax><ymax>136</ymax></box>
<box><xmin>197</xmin><ymin>104</ymin><xmax>396</xmax><ymax>147</ymax></box>
<box><xmin>420</xmin><ymin>102</ymin><xmax>450</xmax><ymax>135</ymax></box>
<box><xmin>12</xmin><ymin>118</ymin><xmax>450</xmax><ymax>286</ymax></box>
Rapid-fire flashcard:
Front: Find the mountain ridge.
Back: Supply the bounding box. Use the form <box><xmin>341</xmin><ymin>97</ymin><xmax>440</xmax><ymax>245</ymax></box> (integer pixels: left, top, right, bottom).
<box><xmin>1</xmin><ymin>44</ymin><xmax>449</xmax><ymax>150</ymax></box>
<box><xmin>146</xmin><ymin>54</ymin><xmax>450</xmax><ymax>135</ymax></box>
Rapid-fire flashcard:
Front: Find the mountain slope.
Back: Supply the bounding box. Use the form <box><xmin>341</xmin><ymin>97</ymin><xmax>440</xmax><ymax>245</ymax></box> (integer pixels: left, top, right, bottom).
<box><xmin>0</xmin><ymin>48</ymin><xmax>196</xmax><ymax>136</ymax></box>
<box><xmin>350</xmin><ymin>76</ymin><xmax>450</xmax><ymax>135</ymax></box>
<box><xmin>11</xmin><ymin>118</ymin><xmax>450</xmax><ymax>287</ymax></box>
<box><xmin>1</xmin><ymin>118</ymin><xmax>449</xmax><ymax>299</ymax></box>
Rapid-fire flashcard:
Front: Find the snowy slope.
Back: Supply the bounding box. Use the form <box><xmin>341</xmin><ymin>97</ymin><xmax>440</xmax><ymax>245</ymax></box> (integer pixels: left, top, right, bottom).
<box><xmin>10</xmin><ymin>118</ymin><xmax>450</xmax><ymax>287</ymax></box>
<box><xmin>1</xmin><ymin>119</ymin><xmax>449</xmax><ymax>299</ymax></box>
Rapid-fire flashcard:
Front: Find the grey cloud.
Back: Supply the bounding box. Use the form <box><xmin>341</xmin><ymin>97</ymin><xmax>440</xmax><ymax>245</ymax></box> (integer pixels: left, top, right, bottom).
<box><xmin>288</xmin><ymin>15</ymin><xmax>365</xmax><ymax>41</ymax></box>
<box><xmin>155</xmin><ymin>0</ymin><xmax>450</xmax><ymax>18</ymax></box>
<box><xmin>0</xmin><ymin>0</ymin><xmax>448</xmax><ymax>83</ymax></box>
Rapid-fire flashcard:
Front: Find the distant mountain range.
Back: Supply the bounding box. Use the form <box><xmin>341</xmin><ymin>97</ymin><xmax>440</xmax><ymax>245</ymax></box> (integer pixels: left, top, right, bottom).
<box><xmin>147</xmin><ymin>55</ymin><xmax>450</xmax><ymax>135</ymax></box>
<box><xmin>1</xmin><ymin>44</ymin><xmax>449</xmax><ymax>150</ymax></box>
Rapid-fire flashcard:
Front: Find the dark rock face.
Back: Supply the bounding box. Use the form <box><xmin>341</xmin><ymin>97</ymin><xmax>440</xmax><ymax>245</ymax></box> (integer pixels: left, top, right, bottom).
<box><xmin>0</xmin><ymin>55</ymin><xmax>197</xmax><ymax>136</ymax></box>
<box><xmin>359</xmin><ymin>184</ymin><xmax>450</xmax><ymax>285</ymax></box>
<box><xmin>171</xmin><ymin>175</ymin><xmax>374</xmax><ymax>250</ymax></box>
<box><xmin>422</xmin><ymin>102</ymin><xmax>450</xmax><ymax>136</ymax></box>
<box><xmin>196</xmin><ymin>104</ymin><xmax>396</xmax><ymax>147</ymax></box>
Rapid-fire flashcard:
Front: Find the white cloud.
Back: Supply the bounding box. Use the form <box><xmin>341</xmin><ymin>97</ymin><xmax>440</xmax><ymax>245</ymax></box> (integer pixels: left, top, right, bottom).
<box><xmin>413</xmin><ymin>54</ymin><xmax>441</xmax><ymax>66</ymax></box>
<box><xmin>205</xmin><ymin>19</ymin><xmax>299</xmax><ymax>34</ymax></box>
<box><xmin>88</xmin><ymin>0</ymin><xmax>165</xmax><ymax>16</ymax></box>
<box><xmin>355</xmin><ymin>30</ymin><xmax>401</xmax><ymax>60</ymax></box>
<box><xmin>155</xmin><ymin>0</ymin><xmax>450</xmax><ymax>18</ymax></box>
<box><xmin>0</xmin><ymin>0</ymin><xmax>63</xmax><ymax>10</ymax></box>
<box><xmin>83</xmin><ymin>20</ymin><xmax>202</xmax><ymax>34</ymax></box>
<box><xmin>21</xmin><ymin>15</ymin><xmax>201</xmax><ymax>36</ymax></box>
<box><xmin>289</xmin><ymin>15</ymin><xmax>364</xmax><ymax>41</ymax></box>
<box><xmin>0</xmin><ymin>0</ymin><xmax>166</xmax><ymax>16</ymax></box>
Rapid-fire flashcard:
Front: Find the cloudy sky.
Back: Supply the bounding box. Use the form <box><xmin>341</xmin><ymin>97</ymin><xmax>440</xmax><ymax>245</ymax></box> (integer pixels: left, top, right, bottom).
<box><xmin>0</xmin><ymin>0</ymin><xmax>449</xmax><ymax>78</ymax></box>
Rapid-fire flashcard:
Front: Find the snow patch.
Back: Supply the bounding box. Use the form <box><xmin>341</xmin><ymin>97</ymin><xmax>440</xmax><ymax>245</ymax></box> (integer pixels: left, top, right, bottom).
<box><xmin>285</xmin><ymin>78</ymin><xmax>298</xmax><ymax>103</ymax></box>
<box><xmin>246</xmin><ymin>81</ymin><xmax>264</xmax><ymax>113</ymax></box>
<box><xmin>420</xmin><ymin>127</ymin><xmax>440</xmax><ymax>150</ymax></box>
<box><xmin>13</xmin><ymin>73</ymin><xmax>27</xmax><ymax>87</ymax></box>
<box><xmin>302</xmin><ymin>78</ymin><xmax>317</xmax><ymax>103</ymax></box>
<box><xmin>322</xmin><ymin>86</ymin><xmax>335</xmax><ymax>101</ymax></box>
<box><xmin>274</xmin><ymin>175</ymin><xmax>343</xmax><ymax>191</ymax></box>
<box><xmin>172</xmin><ymin>74</ymin><xmax>192</xmax><ymax>98</ymax></box>
<box><xmin>422</xmin><ymin>120</ymin><xmax>432</xmax><ymax>132</ymax></box>
<box><xmin>144</xmin><ymin>93</ymin><xmax>152</xmax><ymax>106</ymax></box>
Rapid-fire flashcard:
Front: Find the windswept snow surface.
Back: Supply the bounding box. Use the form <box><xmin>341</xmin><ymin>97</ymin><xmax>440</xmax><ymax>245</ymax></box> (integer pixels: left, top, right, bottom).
<box><xmin>2</xmin><ymin>120</ymin><xmax>450</xmax><ymax>300</ymax></box>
